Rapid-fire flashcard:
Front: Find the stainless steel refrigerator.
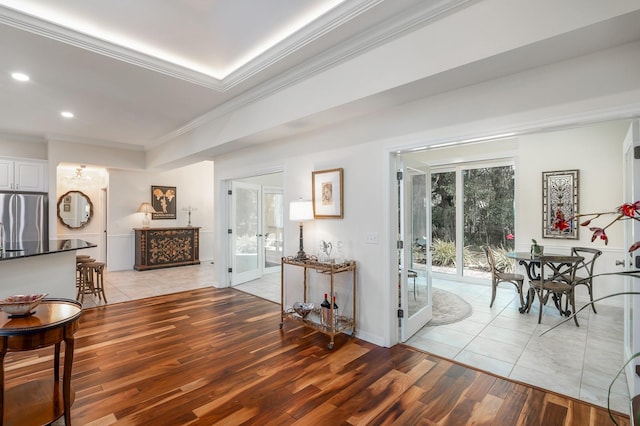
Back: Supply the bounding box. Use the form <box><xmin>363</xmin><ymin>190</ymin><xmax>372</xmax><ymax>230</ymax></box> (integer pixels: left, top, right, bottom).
<box><xmin>0</xmin><ymin>192</ymin><xmax>48</xmax><ymax>248</ymax></box>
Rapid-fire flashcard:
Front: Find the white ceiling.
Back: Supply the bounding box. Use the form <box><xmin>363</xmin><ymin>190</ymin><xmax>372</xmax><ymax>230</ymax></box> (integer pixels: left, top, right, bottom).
<box><xmin>1</xmin><ymin>1</ymin><xmax>639</xmax><ymax>158</ymax></box>
<box><xmin>0</xmin><ymin>0</ymin><xmax>430</xmax><ymax>150</ymax></box>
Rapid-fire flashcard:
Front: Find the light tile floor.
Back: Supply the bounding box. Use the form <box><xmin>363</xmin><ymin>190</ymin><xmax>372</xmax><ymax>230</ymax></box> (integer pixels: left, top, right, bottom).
<box><xmin>79</xmin><ymin>263</ymin><xmax>216</xmax><ymax>308</ymax></box>
<box><xmin>80</xmin><ymin>265</ymin><xmax>630</xmax><ymax>415</ymax></box>
<box><xmin>407</xmin><ymin>277</ymin><xmax>630</xmax><ymax>415</ymax></box>
<box><xmin>234</xmin><ymin>272</ymin><xmax>281</xmax><ymax>304</ymax></box>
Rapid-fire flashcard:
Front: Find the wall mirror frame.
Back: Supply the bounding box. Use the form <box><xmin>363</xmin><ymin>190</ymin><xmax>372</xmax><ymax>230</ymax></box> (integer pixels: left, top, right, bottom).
<box><xmin>57</xmin><ymin>190</ymin><xmax>93</xmax><ymax>230</ymax></box>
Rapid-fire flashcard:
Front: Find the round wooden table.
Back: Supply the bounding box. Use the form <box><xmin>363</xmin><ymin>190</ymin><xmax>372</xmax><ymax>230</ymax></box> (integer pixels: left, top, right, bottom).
<box><xmin>0</xmin><ymin>298</ymin><xmax>82</xmax><ymax>426</ymax></box>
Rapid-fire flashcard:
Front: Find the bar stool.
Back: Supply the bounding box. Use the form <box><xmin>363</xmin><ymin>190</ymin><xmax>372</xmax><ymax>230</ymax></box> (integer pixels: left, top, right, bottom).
<box><xmin>76</xmin><ymin>257</ymin><xmax>95</xmax><ymax>301</ymax></box>
<box><xmin>82</xmin><ymin>261</ymin><xmax>107</xmax><ymax>303</ymax></box>
<box><xmin>87</xmin><ymin>262</ymin><xmax>107</xmax><ymax>303</ymax></box>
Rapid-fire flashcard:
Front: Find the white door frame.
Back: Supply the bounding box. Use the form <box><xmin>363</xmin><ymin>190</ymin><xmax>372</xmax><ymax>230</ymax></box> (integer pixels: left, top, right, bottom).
<box><xmin>623</xmin><ymin>119</ymin><xmax>640</xmax><ymax>399</ymax></box>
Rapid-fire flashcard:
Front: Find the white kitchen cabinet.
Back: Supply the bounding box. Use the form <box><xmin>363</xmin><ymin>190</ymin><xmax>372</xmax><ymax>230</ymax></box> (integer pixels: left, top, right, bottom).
<box><xmin>0</xmin><ymin>159</ymin><xmax>12</xmax><ymax>191</ymax></box>
<box><xmin>0</xmin><ymin>158</ymin><xmax>47</xmax><ymax>192</ymax></box>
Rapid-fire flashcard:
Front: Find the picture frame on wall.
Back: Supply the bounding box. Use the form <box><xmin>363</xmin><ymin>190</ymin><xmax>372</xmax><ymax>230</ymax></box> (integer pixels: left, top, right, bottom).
<box><xmin>542</xmin><ymin>169</ymin><xmax>579</xmax><ymax>239</ymax></box>
<box><xmin>312</xmin><ymin>168</ymin><xmax>343</xmax><ymax>218</ymax></box>
<box><xmin>151</xmin><ymin>185</ymin><xmax>177</xmax><ymax>219</ymax></box>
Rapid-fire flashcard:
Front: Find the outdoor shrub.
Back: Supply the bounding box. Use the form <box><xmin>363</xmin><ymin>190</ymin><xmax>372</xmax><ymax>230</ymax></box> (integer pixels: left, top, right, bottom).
<box><xmin>431</xmin><ymin>239</ymin><xmax>456</xmax><ymax>266</ymax></box>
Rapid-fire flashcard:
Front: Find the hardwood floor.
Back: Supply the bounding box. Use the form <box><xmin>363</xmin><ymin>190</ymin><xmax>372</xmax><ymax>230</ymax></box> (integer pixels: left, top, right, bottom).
<box><xmin>5</xmin><ymin>287</ymin><xmax>630</xmax><ymax>425</ymax></box>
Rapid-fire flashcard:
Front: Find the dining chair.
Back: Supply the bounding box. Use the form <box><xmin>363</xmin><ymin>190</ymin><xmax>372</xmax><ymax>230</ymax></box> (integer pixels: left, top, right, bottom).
<box><xmin>482</xmin><ymin>246</ymin><xmax>525</xmax><ymax>310</ymax></box>
<box><xmin>571</xmin><ymin>247</ymin><xmax>603</xmax><ymax>314</ymax></box>
<box><xmin>526</xmin><ymin>255</ymin><xmax>584</xmax><ymax>326</ymax></box>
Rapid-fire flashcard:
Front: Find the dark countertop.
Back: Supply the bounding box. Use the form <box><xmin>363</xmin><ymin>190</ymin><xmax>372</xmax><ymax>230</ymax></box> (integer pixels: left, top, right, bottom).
<box><xmin>0</xmin><ymin>239</ymin><xmax>96</xmax><ymax>261</ymax></box>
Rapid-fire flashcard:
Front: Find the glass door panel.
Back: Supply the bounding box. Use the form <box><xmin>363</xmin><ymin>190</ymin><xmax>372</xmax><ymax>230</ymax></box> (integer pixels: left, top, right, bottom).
<box><xmin>462</xmin><ymin>165</ymin><xmax>515</xmax><ymax>278</ymax></box>
<box><xmin>263</xmin><ymin>188</ymin><xmax>283</xmax><ymax>274</ymax></box>
<box><xmin>431</xmin><ymin>171</ymin><xmax>456</xmax><ymax>276</ymax></box>
<box><xmin>407</xmin><ymin>173</ymin><xmax>430</xmax><ymax>318</ymax></box>
<box><xmin>399</xmin><ymin>155</ymin><xmax>432</xmax><ymax>342</ymax></box>
<box><xmin>230</xmin><ymin>181</ymin><xmax>262</xmax><ymax>284</ymax></box>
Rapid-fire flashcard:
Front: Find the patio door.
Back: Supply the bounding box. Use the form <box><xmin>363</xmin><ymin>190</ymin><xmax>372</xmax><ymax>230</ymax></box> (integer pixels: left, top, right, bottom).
<box><xmin>398</xmin><ymin>154</ymin><xmax>432</xmax><ymax>342</ymax></box>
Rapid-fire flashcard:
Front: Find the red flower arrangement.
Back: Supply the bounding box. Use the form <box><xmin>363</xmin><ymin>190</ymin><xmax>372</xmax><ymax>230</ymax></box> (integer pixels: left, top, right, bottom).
<box><xmin>574</xmin><ymin>201</ymin><xmax>640</xmax><ymax>252</ymax></box>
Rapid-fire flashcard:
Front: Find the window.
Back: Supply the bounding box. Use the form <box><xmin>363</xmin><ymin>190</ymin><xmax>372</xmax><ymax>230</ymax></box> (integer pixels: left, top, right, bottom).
<box><xmin>431</xmin><ymin>162</ymin><xmax>515</xmax><ymax>279</ymax></box>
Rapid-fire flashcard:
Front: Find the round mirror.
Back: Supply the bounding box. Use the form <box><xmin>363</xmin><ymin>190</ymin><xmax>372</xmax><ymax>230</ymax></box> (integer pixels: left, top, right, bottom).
<box><xmin>57</xmin><ymin>190</ymin><xmax>93</xmax><ymax>229</ymax></box>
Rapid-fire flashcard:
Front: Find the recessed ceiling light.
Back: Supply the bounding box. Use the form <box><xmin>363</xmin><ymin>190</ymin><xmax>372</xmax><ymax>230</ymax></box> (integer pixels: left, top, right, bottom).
<box><xmin>11</xmin><ymin>72</ymin><xmax>30</xmax><ymax>82</ymax></box>
<box><xmin>61</xmin><ymin>111</ymin><xmax>74</xmax><ymax>119</ymax></box>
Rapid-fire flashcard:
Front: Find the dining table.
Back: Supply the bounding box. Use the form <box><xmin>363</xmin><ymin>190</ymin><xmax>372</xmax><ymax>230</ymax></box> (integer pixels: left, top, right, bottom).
<box><xmin>506</xmin><ymin>251</ymin><xmax>570</xmax><ymax>316</ymax></box>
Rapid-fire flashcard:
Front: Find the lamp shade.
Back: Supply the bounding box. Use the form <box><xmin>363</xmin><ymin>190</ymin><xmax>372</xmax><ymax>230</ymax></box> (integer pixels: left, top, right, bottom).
<box><xmin>289</xmin><ymin>200</ymin><xmax>313</xmax><ymax>222</ymax></box>
<box><xmin>137</xmin><ymin>202</ymin><xmax>156</xmax><ymax>214</ymax></box>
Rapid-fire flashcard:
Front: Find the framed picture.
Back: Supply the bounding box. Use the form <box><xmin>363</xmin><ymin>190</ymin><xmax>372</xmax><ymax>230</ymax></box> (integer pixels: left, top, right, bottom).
<box><xmin>151</xmin><ymin>185</ymin><xmax>177</xmax><ymax>219</ymax></box>
<box><xmin>542</xmin><ymin>170</ymin><xmax>579</xmax><ymax>239</ymax></box>
<box><xmin>312</xmin><ymin>168</ymin><xmax>343</xmax><ymax>218</ymax></box>
<box><xmin>63</xmin><ymin>203</ymin><xmax>71</xmax><ymax>212</ymax></box>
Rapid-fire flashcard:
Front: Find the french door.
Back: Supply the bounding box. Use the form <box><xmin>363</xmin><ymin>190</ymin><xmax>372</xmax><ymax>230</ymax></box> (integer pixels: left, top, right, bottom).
<box><xmin>230</xmin><ymin>181</ymin><xmax>284</xmax><ymax>285</ymax></box>
<box><xmin>398</xmin><ymin>154</ymin><xmax>432</xmax><ymax>341</ymax></box>
<box><xmin>230</xmin><ymin>181</ymin><xmax>262</xmax><ymax>284</ymax></box>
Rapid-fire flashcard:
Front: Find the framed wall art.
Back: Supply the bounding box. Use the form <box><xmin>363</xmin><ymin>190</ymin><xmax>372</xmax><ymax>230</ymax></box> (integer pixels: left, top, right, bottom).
<box><xmin>151</xmin><ymin>185</ymin><xmax>177</xmax><ymax>219</ymax></box>
<box><xmin>542</xmin><ymin>169</ymin><xmax>579</xmax><ymax>239</ymax></box>
<box><xmin>312</xmin><ymin>168</ymin><xmax>343</xmax><ymax>218</ymax></box>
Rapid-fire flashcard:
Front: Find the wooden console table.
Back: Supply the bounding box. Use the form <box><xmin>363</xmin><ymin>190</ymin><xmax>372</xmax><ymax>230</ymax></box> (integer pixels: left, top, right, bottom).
<box><xmin>134</xmin><ymin>227</ymin><xmax>200</xmax><ymax>271</ymax></box>
<box><xmin>0</xmin><ymin>298</ymin><xmax>82</xmax><ymax>426</ymax></box>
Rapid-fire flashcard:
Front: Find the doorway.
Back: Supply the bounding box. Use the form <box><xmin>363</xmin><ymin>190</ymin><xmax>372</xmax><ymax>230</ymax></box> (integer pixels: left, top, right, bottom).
<box><xmin>396</xmin><ymin>119</ymin><xmax>633</xmax><ymax>414</ymax></box>
<box><xmin>228</xmin><ymin>172</ymin><xmax>283</xmax><ymax>291</ymax></box>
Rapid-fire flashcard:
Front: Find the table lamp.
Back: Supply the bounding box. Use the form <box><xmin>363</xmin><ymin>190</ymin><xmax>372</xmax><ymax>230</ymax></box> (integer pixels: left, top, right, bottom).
<box><xmin>289</xmin><ymin>199</ymin><xmax>313</xmax><ymax>261</ymax></box>
<box><xmin>137</xmin><ymin>202</ymin><xmax>156</xmax><ymax>228</ymax></box>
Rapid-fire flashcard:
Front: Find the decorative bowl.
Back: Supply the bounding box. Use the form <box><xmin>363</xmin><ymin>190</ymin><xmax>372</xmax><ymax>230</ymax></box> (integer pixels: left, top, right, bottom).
<box><xmin>292</xmin><ymin>302</ymin><xmax>314</xmax><ymax>318</ymax></box>
<box><xmin>0</xmin><ymin>293</ymin><xmax>47</xmax><ymax>316</ymax></box>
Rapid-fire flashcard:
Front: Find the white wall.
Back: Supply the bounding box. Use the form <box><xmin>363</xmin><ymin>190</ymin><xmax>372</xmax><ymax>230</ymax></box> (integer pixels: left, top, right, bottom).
<box><xmin>47</xmin><ymin>140</ymin><xmax>147</xmax><ymax>245</ymax></box>
<box><xmin>211</xmin><ymin>42</ymin><xmax>640</xmax><ymax>348</ymax></box>
<box><xmin>56</xmin><ymin>165</ymin><xmax>108</xmax><ymax>261</ymax></box>
<box><xmin>3</xmin><ymin>137</ymin><xmax>215</xmax><ymax>272</ymax></box>
<box><xmin>214</xmin><ymin>138</ymin><xmax>388</xmax><ymax>346</ymax></box>
<box><xmin>516</xmin><ymin>121</ymin><xmax>629</xmax><ymax>305</ymax></box>
<box><xmin>147</xmin><ymin>0</ymin><xmax>640</xmax><ymax>168</ymax></box>
<box><xmin>107</xmin><ymin>161</ymin><xmax>214</xmax><ymax>271</ymax></box>
<box><xmin>0</xmin><ymin>136</ymin><xmax>47</xmax><ymax>160</ymax></box>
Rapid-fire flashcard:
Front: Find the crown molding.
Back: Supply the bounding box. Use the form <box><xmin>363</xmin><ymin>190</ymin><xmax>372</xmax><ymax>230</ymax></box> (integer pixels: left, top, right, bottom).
<box><xmin>44</xmin><ymin>133</ymin><xmax>146</xmax><ymax>151</ymax></box>
<box><xmin>0</xmin><ymin>5</ymin><xmax>225</xmax><ymax>90</ymax></box>
<box><xmin>222</xmin><ymin>0</ymin><xmax>385</xmax><ymax>89</ymax></box>
<box><xmin>0</xmin><ymin>1</ymin><xmax>387</xmax><ymax>92</ymax></box>
<box><xmin>150</xmin><ymin>0</ymin><xmax>475</xmax><ymax>148</ymax></box>
<box><xmin>0</xmin><ymin>130</ymin><xmax>46</xmax><ymax>143</ymax></box>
